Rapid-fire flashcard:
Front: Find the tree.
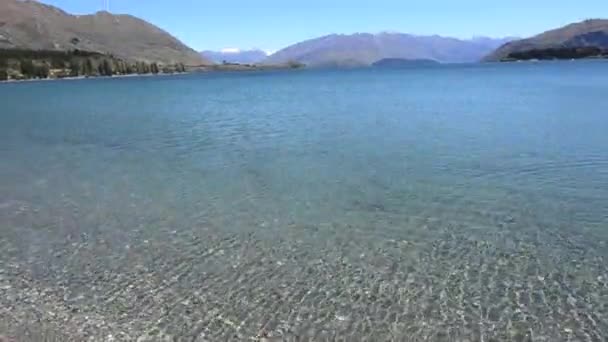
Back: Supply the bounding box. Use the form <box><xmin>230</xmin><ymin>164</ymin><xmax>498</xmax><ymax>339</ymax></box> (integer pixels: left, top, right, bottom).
<box><xmin>84</xmin><ymin>58</ymin><xmax>94</xmax><ymax>76</ymax></box>
<box><xmin>150</xmin><ymin>62</ymin><xmax>159</xmax><ymax>74</ymax></box>
<box><xmin>101</xmin><ymin>59</ymin><xmax>113</xmax><ymax>76</ymax></box>
<box><xmin>125</xmin><ymin>63</ymin><xmax>134</xmax><ymax>74</ymax></box>
<box><xmin>70</xmin><ymin>60</ymin><xmax>81</xmax><ymax>77</ymax></box>
<box><xmin>135</xmin><ymin>61</ymin><xmax>143</xmax><ymax>74</ymax></box>
<box><xmin>20</xmin><ymin>59</ymin><xmax>36</xmax><ymax>77</ymax></box>
<box><xmin>79</xmin><ymin>59</ymin><xmax>87</xmax><ymax>75</ymax></box>
<box><xmin>113</xmin><ymin>61</ymin><xmax>120</xmax><ymax>74</ymax></box>
<box><xmin>0</xmin><ymin>58</ymin><xmax>7</xmax><ymax>80</ymax></box>
<box><xmin>35</xmin><ymin>64</ymin><xmax>50</xmax><ymax>78</ymax></box>
<box><xmin>114</xmin><ymin>61</ymin><xmax>124</xmax><ymax>75</ymax></box>
<box><xmin>50</xmin><ymin>56</ymin><xmax>65</xmax><ymax>69</ymax></box>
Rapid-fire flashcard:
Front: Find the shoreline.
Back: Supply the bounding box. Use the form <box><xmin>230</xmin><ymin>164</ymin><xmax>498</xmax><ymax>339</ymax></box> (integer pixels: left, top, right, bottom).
<box><xmin>0</xmin><ymin>71</ymin><xmax>190</xmax><ymax>84</ymax></box>
<box><xmin>0</xmin><ymin>65</ymin><xmax>305</xmax><ymax>84</ymax></box>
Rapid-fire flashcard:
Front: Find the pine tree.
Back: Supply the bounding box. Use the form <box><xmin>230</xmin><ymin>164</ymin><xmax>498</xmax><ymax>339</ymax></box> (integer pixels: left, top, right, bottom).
<box><xmin>0</xmin><ymin>58</ymin><xmax>7</xmax><ymax>80</ymax></box>
<box><xmin>80</xmin><ymin>59</ymin><xmax>87</xmax><ymax>75</ymax></box>
<box><xmin>115</xmin><ymin>61</ymin><xmax>124</xmax><ymax>75</ymax></box>
<box><xmin>151</xmin><ymin>62</ymin><xmax>159</xmax><ymax>74</ymax></box>
<box><xmin>84</xmin><ymin>58</ymin><xmax>94</xmax><ymax>76</ymax></box>
<box><xmin>51</xmin><ymin>56</ymin><xmax>65</xmax><ymax>69</ymax></box>
<box><xmin>35</xmin><ymin>64</ymin><xmax>50</xmax><ymax>78</ymax></box>
<box><xmin>20</xmin><ymin>59</ymin><xmax>35</xmax><ymax>77</ymax></box>
<box><xmin>70</xmin><ymin>60</ymin><xmax>81</xmax><ymax>77</ymax></box>
<box><xmin>114</xmin><ymin>60</ymin><xmax>123</xmax><ymax>75</ymax></box>
<box><xmin>102</xmin><ymin>59</ymin><xmax>113</xmax><ymax>76</ymax></box>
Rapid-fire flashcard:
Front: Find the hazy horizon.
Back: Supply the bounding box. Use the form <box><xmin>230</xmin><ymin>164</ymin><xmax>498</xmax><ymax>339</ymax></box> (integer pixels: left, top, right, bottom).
<box><xmin>37</xmin><ymin>0</ymin><xmax>607</xmax><ymax>52</ymax></box>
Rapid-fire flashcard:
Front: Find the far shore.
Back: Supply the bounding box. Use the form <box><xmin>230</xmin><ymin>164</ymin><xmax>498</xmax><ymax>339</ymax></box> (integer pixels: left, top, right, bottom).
<box><xmin>0</xmin><ymin>64</ymin><xmax>306</xmax><ymax>84</ymax></box>
<box><xmin>191</xmin><ymin>62</ymin><xmax>305</xmax><ymax>72</ymax></box>
<box><xmin>0</xmin><ymin>71</ymin><xmax>192</xmax><ymax>84</ymax></box>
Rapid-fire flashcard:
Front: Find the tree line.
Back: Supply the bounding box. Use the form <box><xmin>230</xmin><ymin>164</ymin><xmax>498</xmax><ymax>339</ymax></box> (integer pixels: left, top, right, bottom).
<box><xmin>506</xmin><ymin>46</ymin><xmax>608</xmax><ymax>61</ymax></box>
<box><xmin>0</xmin><ymin>49</ymin><xmax>187</xmax><ymax>81</ymax></box>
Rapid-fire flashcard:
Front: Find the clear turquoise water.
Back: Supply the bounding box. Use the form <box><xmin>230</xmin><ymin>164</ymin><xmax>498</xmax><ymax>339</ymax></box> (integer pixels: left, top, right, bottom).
<box><xmin>1</xmin><ymin>62</ymin><xmax>607</xmax><ymax>341</ymax></box>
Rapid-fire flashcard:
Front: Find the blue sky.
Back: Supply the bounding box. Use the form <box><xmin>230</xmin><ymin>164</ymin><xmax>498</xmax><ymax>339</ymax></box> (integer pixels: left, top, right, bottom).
<box><xmin>41</xmin><ymin>0</ymin><xmax>607</xmax><ymax>53</ymax></box>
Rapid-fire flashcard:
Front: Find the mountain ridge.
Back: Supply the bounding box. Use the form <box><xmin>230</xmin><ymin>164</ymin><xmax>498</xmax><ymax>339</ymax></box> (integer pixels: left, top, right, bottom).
<box><xmin>0</xmin><ymin>0</ymin><xmax>208</xmax><ymax>65</ymax></box>
<box><xmin>485</xmin><ymin>19</ymin><xmax>608</xmax><ymax>61</ymax></box>
<box><xmin>264</xmin><ymin>33</ymin><xmax>513</xmax><ymax>67</ymax></box>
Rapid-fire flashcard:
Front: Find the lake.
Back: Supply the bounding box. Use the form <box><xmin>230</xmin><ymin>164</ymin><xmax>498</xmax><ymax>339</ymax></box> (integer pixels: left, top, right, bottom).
<box><xmin>1</xmin><ymin>61</ymin><xmax>607</xmax><ymax>341</ymax></box>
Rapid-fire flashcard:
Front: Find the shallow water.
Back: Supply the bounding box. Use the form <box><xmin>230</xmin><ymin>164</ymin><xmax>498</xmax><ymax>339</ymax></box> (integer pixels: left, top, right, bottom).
<box><xmin>1</xmin><ymin>62</ymin><xmax>608</xmax><ymax>341</ymax></box>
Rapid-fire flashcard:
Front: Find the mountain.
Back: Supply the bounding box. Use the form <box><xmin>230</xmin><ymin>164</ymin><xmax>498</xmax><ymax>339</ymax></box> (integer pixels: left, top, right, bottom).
<box><xmin>201</xmin><ymin>49</ymin><xmax>268</xmax><ymax>64</ymax></box>
<box><xmin>264</xmin><ymin>33</ymin><xmax>513</xmax><ymax>67</ymax></box>
<box><xmin>486</xmin><ymin>19</ymin><xmax>608</xmax><ymax>61</ymax></box>
<box><xmin>0</xmin><ymin>0</ymin><xmax>207</xmax><ymax>65</ymax></box>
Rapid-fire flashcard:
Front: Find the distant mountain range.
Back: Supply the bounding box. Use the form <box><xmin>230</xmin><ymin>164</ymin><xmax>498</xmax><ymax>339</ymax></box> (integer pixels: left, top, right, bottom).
<box><xmin>264</xmin><ymin>33</ymin><xmax>514</xmax><ymax>67</ymax></box>
<box><xmin>201</xmin><ymin>49</ymin><xmax>268</xmax><ymax>64</ymax></box>
<box><xmin>0</xmin><ymin>0</ymin><xmax>207</xmax><ymax>65</ymax></box>
<box><xmin>486</xmin><ymin>19</ymin><xmax>608</xmax><ymax>61</ymax></box>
